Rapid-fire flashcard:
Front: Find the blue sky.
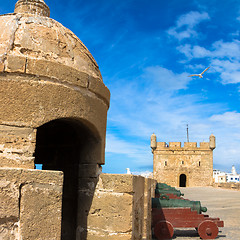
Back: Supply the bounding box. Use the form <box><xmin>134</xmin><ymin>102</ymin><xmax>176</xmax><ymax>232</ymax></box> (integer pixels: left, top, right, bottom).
<box><xmin>2</xmin><ymin>0</ymin><xmax>240</xmax><ymax>174</ymax></box>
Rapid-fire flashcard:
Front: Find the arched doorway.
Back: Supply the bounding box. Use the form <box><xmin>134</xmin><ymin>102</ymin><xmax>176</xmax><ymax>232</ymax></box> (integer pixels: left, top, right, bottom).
<box><xmin>34</xmin><ymin>118</ymin><xmax>101</xmax><ymax>240</ymax></box>
<box><xmin>179</xmin><ymin>174</ymin><xmax>187</xmax><ymax>187</ymax></box>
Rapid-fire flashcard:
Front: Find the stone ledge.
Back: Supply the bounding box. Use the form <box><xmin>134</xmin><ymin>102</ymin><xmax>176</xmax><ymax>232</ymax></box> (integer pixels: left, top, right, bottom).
<box><xmin>3</xmin><ymin>55</ymin><xmax>110</xmax><ymax>107</ymax></box>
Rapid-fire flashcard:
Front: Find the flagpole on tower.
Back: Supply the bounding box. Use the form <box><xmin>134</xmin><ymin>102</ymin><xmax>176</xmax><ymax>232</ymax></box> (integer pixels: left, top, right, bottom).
<box><xmin>186</xmin><ymin>124</ymin><xmax>189</xmax><ymax>142</ymax></box>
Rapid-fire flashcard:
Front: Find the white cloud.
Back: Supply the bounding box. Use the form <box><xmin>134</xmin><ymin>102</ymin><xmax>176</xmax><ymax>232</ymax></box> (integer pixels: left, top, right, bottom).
<box><xmin>176</xmin><ymin>11</ymin><xmax>210</xmax><ymax>28</ymax></box>
<box><xmin>167</xmin><ymin>11</ymin><xmax>210</xmax><ymax>41</ymax></box>
<box><xmin>211</xmin><ymin>59</ymin><xmax>240</xmax><ymax>84</ymax></box>
<box><xmin>210</xmin><ymin>111</ymin><xmax>240</xmax><ymax>128</ymax></box>
<box><xmin>212</xmin><ymin>40</ymin><xmax>240</xmax><ymax>59</ymax></box>
<box><xmin>177</xmin><ymin>40</ymin><xmax>240</xmax><ymax>84</ymax></box>
<box><xmin>178</xmin><ymin>40</ymin><xmax>240</xmax><ymax>60</ymax></box>
<box><xmin>105</xmin><ymin>133</ymin><xmax>151</xmax><ymax>164</ymax></box>
<box><xmin>208</xmin><ymin>112</ymin><xmax>240</xmax><ymax>167</ymax></box>
<box><xmin>142</xmin><ymin>66</ymin><xmax>190</xmax><ymax>90</ymax></box>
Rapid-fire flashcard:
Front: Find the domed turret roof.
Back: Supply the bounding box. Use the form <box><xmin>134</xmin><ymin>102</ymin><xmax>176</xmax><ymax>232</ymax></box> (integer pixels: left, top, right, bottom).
<box><xmin>0</xmin><ymin>0</ymin><xmax>102</xmax><ymax>81</ymax></box>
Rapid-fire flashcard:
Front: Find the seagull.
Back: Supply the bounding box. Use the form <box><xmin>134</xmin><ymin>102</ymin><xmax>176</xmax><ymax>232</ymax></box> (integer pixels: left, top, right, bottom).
<box><xmin>188</xmin><ymin>67</ymin><xmax>210</xmax><ymax>78</ymax></box>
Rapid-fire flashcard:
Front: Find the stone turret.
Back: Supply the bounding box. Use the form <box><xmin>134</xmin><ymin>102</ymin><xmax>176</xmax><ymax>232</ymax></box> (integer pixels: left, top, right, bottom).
<box><xmin>0</xmin><ymin>0</ymin><xmax>110</xmax><ymax>168</ymax></box>
<box><xmin>0</xmin><ymin>1</ymin><xmax>110</xmax><ymax>239</ymax></box>
<box><xmin>15</xmin><ymin>0</ymin><xmax>50</xmax><ymax>17</ymax></box>
<box><xmin>151</xmin><ymin>133</ymin><xmax>157</xmax><ymax>151</ymax></box>
<box><xmin>209</xmin><ymin>133</ymin><xmax>216</xmax><ymax>150</ymax></box>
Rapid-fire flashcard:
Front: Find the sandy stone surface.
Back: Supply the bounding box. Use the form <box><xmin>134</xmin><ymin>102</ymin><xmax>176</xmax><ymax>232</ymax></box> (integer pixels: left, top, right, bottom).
<box><xmin>169</xmin><ymin>187</ymin><xmax>240</xmax><ymax>240</ymax></box>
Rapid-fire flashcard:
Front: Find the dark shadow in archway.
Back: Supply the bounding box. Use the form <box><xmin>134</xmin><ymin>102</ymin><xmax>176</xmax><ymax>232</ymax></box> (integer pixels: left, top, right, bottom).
<box><xmin>34</xmin><ymin>118</ymin><xmax>101</xmax><ymax>240</ymax></box>
<box><xmin>179</xmin><ymin>174</ymin><xmax>187</xmax><ymax>187</ymax></box>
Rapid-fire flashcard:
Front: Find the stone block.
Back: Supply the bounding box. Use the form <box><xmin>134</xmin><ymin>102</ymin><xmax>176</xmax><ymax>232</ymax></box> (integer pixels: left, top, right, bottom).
<box><xmin>0</xmin><ymin>156</ymin><xmax>34</xmax><ymax>169</ymax></box>
<box><xmin>0</xmin><ymin>220</ymin><xmax>19</xmax><ymax>240</ymax></box>
<box><xmin>184</xmin><ymin>142</ymin><xmax>197</xmax><ymax>148</ymax></box>
<box><xmin>26</xmin><ymin>58</ymin><xmax>88</xmax><ymax>88</ymax></box>
<box><xmin>88</xmin><ymin>191</ymin><xmax>133</xmax><ymax>233</ymax></box>
<box><xmin>88</xmin><ymin>75</ymin><xmax>110</xmax><ymax>107</ymax></box>
<box><xmin>0</xmin><ymin>168</ymin><xmax>63</xmax><ymax>240</ymax></box>
<box><xmin>200</xmin><ymin>142</ymin><xmax>210</xmax><ymax>149</ymax></box>
<box><xmin>0</xmin><ymin>125</ymin><xmax>36</xmax><ymax>169</ymax></box>
<box><xmin>169</xmin><ymin>142</ymin><xmax>181</xmax><ymax>148</ymax></box>
<box><xmin>21</xmin><ymin>169</ymin><xmax>64</xmax><ymax>186</ymax></box>
<box><xmin>157</xmin><ymin>142</ymin><xmax>167</xmax><ymax>148</ymax></box>
<box><xmin>98</xmin><ymin>174</ymin><xmax>136</xmax><ymax>193</ymax></box>
<box><xmin>5</xmin><ymin>55</ymin><xmax>26</xmax><ymax>73</ymax></box>
<box><xmin>0</xmin><ymin>62</ymin><xmax>4</xmax><ymax>72</ymax></box>
<box><xmin>20</xmin><ymin>183</ymin><xmax>62</xmax><ymax>240</ymax></box>
<box><xmin>0</xmin><ymin>180</ymin><xmax>19</xmax><ymax>219</ymax></box>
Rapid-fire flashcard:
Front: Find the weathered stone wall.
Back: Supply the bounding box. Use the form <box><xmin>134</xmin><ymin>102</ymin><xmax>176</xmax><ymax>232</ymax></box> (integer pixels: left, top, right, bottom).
<box><xmin>143</xmin><ymin>178</ymin><xmax>157</xmax><ymax>240</ymax></box>
<box><xmin>213</xmin><ymin>182</ymin><xmax>240</xmax><ymax>191</ymax></box>
<box><xmin>0</xmin><ymin>125</ymin><xmax>36</xmax><ymax>169</ymax></box>
<box><xmin>87</xmin><ymin>174</ymin><xmax>153</xmax><ymax>240</ymax></box>
<box><xmin>0</xmin><ymin>168</ymin><xmax>63</xmax><ymax>240</ymax></box>
<box><xmin>153</xmin><ymin>141</ymin><xmax>214</xmax><ymax>187</ymax></box>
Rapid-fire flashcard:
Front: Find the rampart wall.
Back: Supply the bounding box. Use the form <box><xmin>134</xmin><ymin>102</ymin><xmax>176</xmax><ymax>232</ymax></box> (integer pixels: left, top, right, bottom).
<box><xmin>0</xmin><ymin>171</ymin><xmax>156</xmax><ymax>240</ymax></box>
<box><xmin>0</xmin><ymin>168</ymin><xmax>63</xmax><ymax>240</ymax></box>
<box><xmin>213</xmin><ymin>182</ymin><xmax>240</xmax><ymax>191</ymax></box>
<box><xmin>87</xmin><ymin>174</ymin><xmax>156</xmax><ymax>240</ymax></box>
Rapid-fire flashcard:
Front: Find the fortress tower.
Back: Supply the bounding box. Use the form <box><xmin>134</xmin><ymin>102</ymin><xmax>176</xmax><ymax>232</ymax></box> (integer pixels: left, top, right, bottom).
<box><xmin>151</xmin><ymin>134</ymin><xmax>216</xmax><ymax>187</ymax></box>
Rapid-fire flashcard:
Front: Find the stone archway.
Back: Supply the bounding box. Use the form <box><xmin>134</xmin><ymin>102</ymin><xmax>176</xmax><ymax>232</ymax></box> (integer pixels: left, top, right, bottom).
<box><xmin>179</xmin><ymin>174</ymin><xmax>187</xmax><ymax>187</ymax></box>
<box><xmin>34</xmin><ymin>118</ymin><xmax>101</xmax><ymax>240</ymax></box>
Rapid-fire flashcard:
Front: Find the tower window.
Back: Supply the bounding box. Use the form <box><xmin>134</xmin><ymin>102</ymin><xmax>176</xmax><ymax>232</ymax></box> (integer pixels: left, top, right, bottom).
<box><xmin>199</xmin><ymin>161</ymin><xmax>201</xmax><ymax>166</ymax></box>
<box><xmin>164</xmin><ymin>161</ymin><xmax>167</xmax><ymax>166</ymax></box>
<box><xmin>181</xmin><ymin>161</ymin><xmax>184</xmax><ymax>165</ymax></box>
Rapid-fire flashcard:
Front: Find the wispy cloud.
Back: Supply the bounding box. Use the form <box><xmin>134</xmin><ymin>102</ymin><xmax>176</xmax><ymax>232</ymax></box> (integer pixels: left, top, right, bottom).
<box><xmin>210</xmin><ymin>111</ymin><xmax>240</xmax><ymax>128</ymax></box>
<box><xmin>177</xmin><ymin>40</ymin><xmax>240</xmax><ymax>84</ymax></box>
<box><xmin>167</xmin><ymin>11</ymin><xmax>210</xmax><ymax>41</ymax></box>
<box><xmin>178</xmin><ymin>40</ymin><xmax>240</xmax><ymax>60</ymax></box>
<box><xmin>209</xmin><ymin>112</ymin><xmax>240</xmax><ymax>166</ymax></box>
<box><xmin>142</xmin><ymin>66</ymin><xmax>190</xmax><ymax>91</ymax></box>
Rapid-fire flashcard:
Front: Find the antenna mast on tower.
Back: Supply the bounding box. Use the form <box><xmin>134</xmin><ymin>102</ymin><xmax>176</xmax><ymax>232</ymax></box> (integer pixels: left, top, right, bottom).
<box><xmin>186</xmin><ymin>124</ymin><xmax>189</xmax><ymax>142</ymax></box>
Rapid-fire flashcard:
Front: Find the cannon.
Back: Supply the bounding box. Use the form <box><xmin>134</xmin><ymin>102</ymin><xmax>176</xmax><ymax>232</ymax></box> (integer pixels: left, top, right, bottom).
<box><xmin>156</xmin><ymin>183</ymin><xmax>173</xmax><ymax>189</ymax></box>
<box><xmin>152</xmin><ymin>208</ymin><xmax>224</xmax><ymax>240</ymax></box>
<box><xmin>152</xmin><ymin>183</ymin><xmax>224</xmax><ymax>240</ymax></box>
<box><xmin>156</xmin><ymin>183</ymin><xmax>179</xmax><ymax>191</ymax></box>
<box><xmin>152</xmin><ymin>196</ymin><xmax>207</xmax><ymax>214</ymax></box>
<box><xmin>155</xmin><ymin>188</ymin><xmax>184</xmax><ymax>198</ymax></box>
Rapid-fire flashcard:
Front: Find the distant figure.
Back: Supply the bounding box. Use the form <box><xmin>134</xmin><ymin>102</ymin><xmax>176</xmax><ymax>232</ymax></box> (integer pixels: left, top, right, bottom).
<box><xmin>188</xmin><ymin>67</ymin><xmax>210</xmax><ymax>78</ymax></box>
<box><xmin>126</xmin><ymin>168</ymin><xmax>131</xmax><ymax>174</ymax></box>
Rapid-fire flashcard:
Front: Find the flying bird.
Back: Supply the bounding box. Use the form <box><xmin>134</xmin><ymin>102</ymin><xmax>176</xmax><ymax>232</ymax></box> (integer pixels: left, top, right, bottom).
<box><xmin>188</xmin><ymin>67</ymin><xmax>210</xmax><ymax>78</ymax></box>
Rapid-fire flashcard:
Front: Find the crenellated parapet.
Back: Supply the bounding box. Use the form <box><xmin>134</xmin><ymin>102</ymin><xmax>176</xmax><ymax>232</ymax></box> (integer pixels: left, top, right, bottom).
<box><xmin>155</xmin><ymin>141</ymin><xmax>210</xmax><ymax>149</ymax></box>
<box><xmin>151</xmin><ymin>134</ymin><xmax>216</xmax><ymax>152</ymax></box>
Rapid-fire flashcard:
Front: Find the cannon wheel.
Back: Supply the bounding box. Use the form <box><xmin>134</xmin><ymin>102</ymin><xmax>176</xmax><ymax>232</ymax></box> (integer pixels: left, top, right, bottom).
<box><xmin>198</xmin><ymin>220</ymin><xmax>218</xmax><ymax>239</ymax></box>
<box><xmin>154</xmin><ymin>220</ymin><xmax>174</xmax><ymax>240</ymax></box>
